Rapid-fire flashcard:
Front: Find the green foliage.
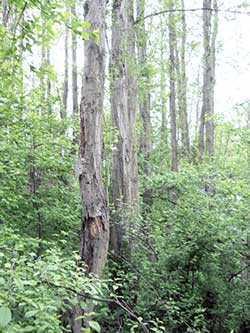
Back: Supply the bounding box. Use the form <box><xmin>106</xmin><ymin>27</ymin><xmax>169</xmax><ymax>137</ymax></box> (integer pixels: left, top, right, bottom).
<box><xmin>104</xmin><ymin>153</ymin><xmax>250</xmax><ymax>332</ymax></box>
<box><xmin>0</xmin><ymin>226</ymin><xmax>104</xmax><ymax>333</ymax></box>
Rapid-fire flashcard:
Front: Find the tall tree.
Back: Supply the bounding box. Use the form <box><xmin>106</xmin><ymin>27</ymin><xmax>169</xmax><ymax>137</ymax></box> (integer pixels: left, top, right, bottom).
<box><xmin>169</xmin><ymin>1</ymin><xmax>178</xmax><ymax>172</ymax></box>
<box><xmin>160</xmin><ymin>16</ymin><xmax>167</xmax><ymax>133</ymax></box>
<box><xmin>208</xmin><ymin>0</ymin><xmax>218</xmax><ymax>154</ymax></box>
<box><xmin>110</xmin><ymin>0</ymin><xmax>139</xmax><ymax>254</ymax></box>
<box><xmin>137</xmin><ymin>0</ymin><xmax>152</xmax><ymax>179</ymax></box>
<box><xmin>199</xmin><ymin>0</ymin><xmax>218</xmax><ymax>157</ymax></box>
<box><xmin>71</xmin><ymin>3</ymin><xmax>78</xmax><ymax>118</ymax></box>
<box><xmin>61</xmin><ymin>19</ymin><xmax>68</xmax><ymax>120</ymax></box>
<box><xmin>78</xmin><ymin>0</ymin><xmax>109</xmax><ymax>277</ymax></box>
<box><xmin>179</xmin><ymin>0</ymin><xmax>190</xmax><ymax>156</ymax></box>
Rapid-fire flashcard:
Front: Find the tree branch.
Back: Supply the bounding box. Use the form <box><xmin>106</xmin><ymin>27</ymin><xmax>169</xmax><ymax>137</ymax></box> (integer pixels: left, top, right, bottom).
<box><xmin>228</xmin><ymin>262</ymin><xmax>250</xmax><ymax>282</ymax></box>
<box><xmin>136</xmin><ymin>7</ymin><xmax>250</xmax><ymax>23</ymax></box>
<box><xmin>41</xmin><ymin>280</ymin><xmax>149</xmax><ymax>333</ymax></box>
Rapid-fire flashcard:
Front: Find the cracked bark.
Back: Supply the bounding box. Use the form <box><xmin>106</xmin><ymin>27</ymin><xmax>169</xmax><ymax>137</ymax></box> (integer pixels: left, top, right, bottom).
<box><xmin>68</xmin><ymin>1</ymin><xmax>109</xmax><ymax>332</ymax></box>
<box><xmin>110</xmin><ymin>0</ymin><xmax>139</xmax><ymax>254</ymax></box>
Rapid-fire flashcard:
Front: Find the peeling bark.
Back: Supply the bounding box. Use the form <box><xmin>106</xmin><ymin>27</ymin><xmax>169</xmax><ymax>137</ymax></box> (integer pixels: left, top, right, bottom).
<box><xmin>78</xmin><ymin>0</ymin><xmax>109</xmax><ymax>278</ymax></box>
<box><xmin>110</xmin><ymin>0</ymin><xmax>139</xmax><ymax>254</ymax></box>
<box><xmin>137</xmin><ymin>0</ymin><xmax>152</xmax><ymax>178</ymax></box>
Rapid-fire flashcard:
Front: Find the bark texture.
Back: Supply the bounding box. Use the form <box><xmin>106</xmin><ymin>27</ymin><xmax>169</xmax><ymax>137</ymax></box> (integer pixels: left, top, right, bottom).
<box><xmin>78</xmin><ymin>0</ymin><xmax>109</xmax><ymax>277</ymax></box>
<box><xmin>137</xmin><ymin>0</ymin><xmax>152</xmax><ymax>178</ymax></box>
<box><xmin>199</xmin><ymin>0</ymin><xmax>218</xmax><ymax>157</ymax></box>
<box><xmin>179</xmin><ymin>0</ymin><xmax>190</xmax><ymax>156</ymax></box>
<box><xmin>169</xmin><ymin>1</ymin><xmax>178</xmax><ymax>172</ymax></box>
<box><xmin>110</xmin><ymin>0</ymin><xmax>139</xmax><ymax>254</ymax></box>
<box><xmin>71</xmin><ymin>4</ymin><xmax>78</xmax><ymax>118</ymax></box>
<box><xmin>61</xmin><ymin>20</ymin><xmax>69</xmax><ymax>120</ymax></box>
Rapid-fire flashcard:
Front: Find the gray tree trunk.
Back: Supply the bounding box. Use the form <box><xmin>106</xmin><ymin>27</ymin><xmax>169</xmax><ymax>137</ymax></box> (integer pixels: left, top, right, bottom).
<box><xmin>78</xmin><ymin>0</ymin><xmax>109</xmax><ymax>277</ymax></box>
<box><xmin>206</xmin><ymin>0</ymin><xmax>218</xmax><ymax>155</ymax></box>
<box><xmin>137</xmin><ymin>0</ymin><xmax>152</xmax><ymax>179</ymax></box>
<box><xmin>199</xmin><ymin>0</ymin><xmax>217</xmax><ymax>157</ymax></box>
<box><xmin>110</xmin><ymin>0</ymin><xmax>139</xmax><ymax>254</ymax></box>
<box><xmin>71</xmin><ymin>3</ymin><xmax>110</xmax><ymax>330</ymax></box>
<box><xmin>169</xmin><ymin>1</ymin><xmax>178</xmax><ymax>172</ymax></box>
<box><xmin>71</xmin><ymin>4</ymin><xmax>78</xmax><ymax>118</ymax></box>
<box><xmin>179</xmin><ymin>0</ymin><xmax>190</xmax><ymax>156</ymax></box>
<box><xmin>61</xmin><ymin>20</ymin><xmax>69</xmax><ymax>120</ymax></box>
<box><xmin>160</xmin><ymin>16</ymin><xmax>167</xmax><ymax>133</ymax></box>
<box><xmin>2</xmin><ymin>0</ymin><xmax>8</xmax><ymax>26</ymax></box>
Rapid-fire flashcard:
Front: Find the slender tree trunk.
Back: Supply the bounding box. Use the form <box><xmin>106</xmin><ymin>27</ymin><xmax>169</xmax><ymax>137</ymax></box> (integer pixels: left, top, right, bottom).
<box><xmin>207</xmin><ymin>0</ymin><xmax>218</xmax><ymax>154</ymax></box>
<box><xmin>41</xmin><ymin>43</ymin><xmax>46</xmax><ymax>103</ymax></box>
<box><xmin>71</xmin><ymin>3</ymin><xmax>78</xmax><ymax>118</ymax></box>
<box><xmin>137</xmin><ymin>0</ymin><xmax>152</xmax><ymax>179</ymax></box>
<box><xmin>199</xmin><ymin>0</ymin><xmax>217</xmax><ymax>157</ymax></box>
<box><xmin>61</xmin><ymin>20</ymin><xmax>68</xmax><ymax>120</ymax></box>
<box><xmin>2</xmin><ymin>0</ymin><xmax>8</xmax><ymax>26</ymax></box>
<box><xmin>179</xmin><ymin>0</ymin><xmax>190</xmax><ymax>156</ymax></box>
<box><xmin>169</xmin><ymin>2</ymin><xmax>178</xmax><ymax>172</ymax></box>
<box><xmin>46</xmin><ymin>48</ymin><xmax>51</xmax><ymax>98</ymax></box>
<box><xmin>110</xmin><ymin>0</ymin><xmax>139</xmax><ymax>254</ymax></box>
<box><xmin>160</xmin><ymin>16</ymin><xmax>167</xmax><ymax>133</ymax></box>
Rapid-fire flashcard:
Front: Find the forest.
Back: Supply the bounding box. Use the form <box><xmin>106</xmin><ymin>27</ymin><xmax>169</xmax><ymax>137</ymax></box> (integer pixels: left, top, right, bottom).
<box><xmin>0</xmin><ymin>0</ymin><xmax>250</xmax><ymax>332</ymax></box>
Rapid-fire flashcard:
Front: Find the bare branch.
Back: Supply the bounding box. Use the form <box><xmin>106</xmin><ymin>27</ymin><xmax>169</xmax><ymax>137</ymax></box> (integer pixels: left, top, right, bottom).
<box><xmin>136</xmin><ymin>7</ymin><xmax>250</xmax><ymax>23</ymax></box>
<box><xmin>41</xmin><ymin>280</ymin><xmax>149</xmax><ymax>333</ymax></box>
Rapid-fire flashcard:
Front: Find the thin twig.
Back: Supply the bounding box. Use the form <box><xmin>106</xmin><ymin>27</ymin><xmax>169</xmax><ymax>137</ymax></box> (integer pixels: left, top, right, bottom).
<box><xmin>136</xmin><ymin>7</ymin><xmax>250</xmax><ymax>23</ymax></box>
<box><xmin>228</xmin><ymin>262</ymin><xmax>250</xmax><ymax>282</ymax></box>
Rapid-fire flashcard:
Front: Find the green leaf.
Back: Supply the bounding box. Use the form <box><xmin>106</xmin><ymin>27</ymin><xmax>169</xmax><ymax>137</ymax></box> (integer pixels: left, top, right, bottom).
<box><xmin>89</xmin><ymin>321</ymin><xmax>101</xmax><ymax>333</ymax></box>
<box><xmin>0</xmin><ymin>307</ymin><xmax>11</xmax><ymax>327</ymax></box>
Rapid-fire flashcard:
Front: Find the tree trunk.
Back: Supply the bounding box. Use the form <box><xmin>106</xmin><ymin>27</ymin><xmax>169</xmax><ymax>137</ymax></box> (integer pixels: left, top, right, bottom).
<box><xmin>78</xmin><ymin>0</ymin><xmax>109</xmax><ymax>278</ymax></box>
<box><xmin>71</xmin><ymin>3</ymin><xmax>78</xmax><ymax>118</ymax></box>
<box><xmin>110</xmin><ymin>0</ymin><xmax>139</xmax><ymax>254</ymax></box>
<box><xmin>169</xmin><ymin>1</ymin><xmax>178</xmax><ymax>172</ymax></box>
<box><xmin>207</xmin><ymin>0</ymin><xmax>218</xmax><ymax>155</ymax></box>
<box><xmin>137</xmin><ymin>0</ymin><xmax>152</xmax><ymax>179</ymax></box>
<box><xmin>160</xmin><ymin>16</ymin><xmax>167</xmax><ymax>133</ymax></box>
<box><xmin>61</xmin><ymin>19</ymin><xmax>68</xmax><ymax>120</ymax></box>
<box><xmin>2</xmin><ymin>0</ymin><xmax>8</xmax><ymax>26</ymax></box>
<box><xmin>179</xmin><ymin>0</ymin><xmax>190</xmax><ymax>156</ymax></box>
<box><xmin>199</xmin><ymin>0</ymin><xmax>217</xmax><ymax>157</ymax></box>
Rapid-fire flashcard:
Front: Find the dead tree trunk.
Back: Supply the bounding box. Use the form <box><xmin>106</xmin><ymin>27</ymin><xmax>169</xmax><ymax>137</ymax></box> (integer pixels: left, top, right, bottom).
<box><xmin>110</xmin><ymin>0</ymin><xmax>139</xmax><ymax>254</ymax></box>
<box><xmin>137</xmin><ymin>0</ymin><xmax>152</xmax><ymax>179</ymax></box>
<box><xmin>78</xmin><ymin>0</ymin><xmax>109</xmax><ymax>277</ymax></box>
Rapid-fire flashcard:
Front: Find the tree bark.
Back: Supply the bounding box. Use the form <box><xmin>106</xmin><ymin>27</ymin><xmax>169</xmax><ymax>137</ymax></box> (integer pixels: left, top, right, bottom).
<box><xmin>199</xmin><ymin>0</ymin><xmax>217</xmax><ymax>157</ymax></box>
<box><xmin>61</xmin><ymin>19</ymin><xmax>69</xmax><ymax>120</ymax></box>
<box><xmin>137</xmin><ymin>0</ymin><xmax>152</xmax><ymax>179</ymax></box>
<box><xmin>169</xmin><ymin>1</ymin><xmax>178</xmax><ymax>172</ymax></box>
<box><xmin>179</xmin><ymin>0</ymin><xmax>190</xmax><ymax>156</ymax></box>
<box><xmin>71</xmin><ymin>3</ymin><xmax>78</xmax><ymax>118</ymax></box>
<box><xmin>78</xmin><ymin>0</ymin><xmax>109</xmax><ymax>277</ymax></box>
<box><xmin>160</xmin><ymin>16</ymin><xmax>167</xmax><ymax>133</ymax></box>
<box><xmin>110</xmin><ymin>0</ymin><xmax>139</xmax><ymax>254</ymax></box>
<box><xmin>207</xmin><ymin>0</ymin><xmax>218</xmax><ymax>155</ymax></box>
<box><xmin>1</xmin><ymin>0</ymin><xmax>8</xmax><ymax>27</ymax></box>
